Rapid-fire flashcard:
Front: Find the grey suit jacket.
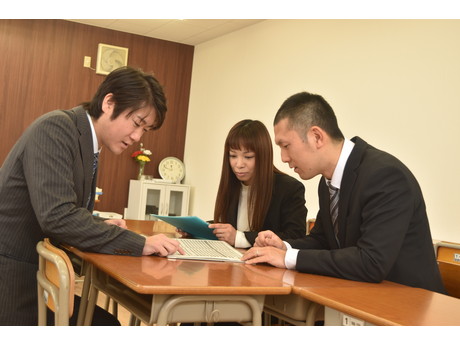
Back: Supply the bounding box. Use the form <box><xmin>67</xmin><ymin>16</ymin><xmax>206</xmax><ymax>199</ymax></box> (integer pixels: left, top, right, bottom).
<box><xmin>287</xmin><ymin>137</ymin><xmax>445</xmax><ymax>294</ymax></box>
<box><xmin>0</xmin><ymin>106</ymin><xmax>145</xmax><ymax>324</ymax></box>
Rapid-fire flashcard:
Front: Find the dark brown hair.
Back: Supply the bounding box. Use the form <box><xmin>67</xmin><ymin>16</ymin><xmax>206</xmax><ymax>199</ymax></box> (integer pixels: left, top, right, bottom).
<box><xmin>82</xmin><ymin>66</ymin><xmax>167</xmax><ymax>130</ymax></box>
<box><xmin>214</xmin><ymin>119</ymin><xmax>284</xmax><ymax>231</ymax></box>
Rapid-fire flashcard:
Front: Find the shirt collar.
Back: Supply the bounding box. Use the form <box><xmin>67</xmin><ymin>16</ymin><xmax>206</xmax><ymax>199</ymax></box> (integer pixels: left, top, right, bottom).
<box><xmin>86</xmin><ymin>112</ymin><xmax>100</xmax><ymax>154</ymax></box>
<box><xmin>327</xmin><ymin>138</ymin><xmax>355</xmax><ymax>190</ymax></box>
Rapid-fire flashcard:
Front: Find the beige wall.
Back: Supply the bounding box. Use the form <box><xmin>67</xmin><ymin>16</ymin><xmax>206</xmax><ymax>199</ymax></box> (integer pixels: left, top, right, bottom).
<box><xmin>184</xmin><ymin>19</ymin><xmax>460</xmax><ymax>243</ymax></box>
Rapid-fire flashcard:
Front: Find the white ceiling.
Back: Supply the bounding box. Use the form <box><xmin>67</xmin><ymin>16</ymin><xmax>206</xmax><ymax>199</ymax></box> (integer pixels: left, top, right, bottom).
<box><xmin>67</xmin><ymin>19</ymin><xmax>265</xmax><ymax>46</ymax></box>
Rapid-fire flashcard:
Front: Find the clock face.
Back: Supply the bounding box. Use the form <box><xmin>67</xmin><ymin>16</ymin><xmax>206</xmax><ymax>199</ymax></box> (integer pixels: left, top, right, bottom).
<box><xmin>159</xmin><ymin>157</ymin><xmax>185</xmax><ymax>183</ymax></box>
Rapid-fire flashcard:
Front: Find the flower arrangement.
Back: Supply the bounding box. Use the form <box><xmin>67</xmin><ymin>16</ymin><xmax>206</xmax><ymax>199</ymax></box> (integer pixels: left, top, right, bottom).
<box><xmin>131</xmin><ymin>143</ymin><xmax>152</xmax><ymax>179</ymax></box>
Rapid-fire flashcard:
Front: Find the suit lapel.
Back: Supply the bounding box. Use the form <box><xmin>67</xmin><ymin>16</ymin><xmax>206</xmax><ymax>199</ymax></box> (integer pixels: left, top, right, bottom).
<box><xmin>67</xmin><ymin>106</ymin><xmax>95</xmax><ymax>209</ymax></box>
<box><xmin>337</xmin><ymin>137</ymin><xmax>368</xmax><ymax>246</ymax></box>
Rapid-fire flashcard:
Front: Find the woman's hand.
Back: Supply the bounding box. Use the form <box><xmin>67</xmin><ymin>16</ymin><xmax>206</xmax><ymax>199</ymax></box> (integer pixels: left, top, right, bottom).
<box><xmin>175</xmin><ymin>228</ymin><xmax>192</xmax><ymax>238</ymax></box>
<box><xmin>209</xmin><ymin>223</ymin><xmax>237</xmax><ymax>246</ymax></box>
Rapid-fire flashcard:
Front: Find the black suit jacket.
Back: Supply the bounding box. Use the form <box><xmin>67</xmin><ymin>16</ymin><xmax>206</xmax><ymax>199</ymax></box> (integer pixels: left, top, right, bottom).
<box><xmin>227</xmin><ymin>173</ymin><xmax>307</xmax><ymax>245</ymax></box>
<box><xmin>287</xmin><ymin>137</ymin><xmax>445</xmax><ymax>293</ymax></box>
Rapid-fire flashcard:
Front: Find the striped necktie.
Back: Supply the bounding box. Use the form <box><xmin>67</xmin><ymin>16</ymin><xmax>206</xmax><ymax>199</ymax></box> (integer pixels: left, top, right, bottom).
<box><xmin>87</xmin><ymin>152</ymin><xmax>99</xmax><ymax>208</ymax></box>
<box><xmin>327</xmin><ymin>181</ymin><xmax>340</xmax><ymax>247</ymax></box>
<box><xmin>92</xmin><ymin>152</ymin><xmax>99</xmax><ymax>177</ymax></box>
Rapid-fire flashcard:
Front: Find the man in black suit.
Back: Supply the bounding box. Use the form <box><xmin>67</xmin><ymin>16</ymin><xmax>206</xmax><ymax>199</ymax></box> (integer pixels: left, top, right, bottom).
<box><xmin>243</xmin><ymin>91</ymin><xmax>445</xmax><ymax>294</ymax></box>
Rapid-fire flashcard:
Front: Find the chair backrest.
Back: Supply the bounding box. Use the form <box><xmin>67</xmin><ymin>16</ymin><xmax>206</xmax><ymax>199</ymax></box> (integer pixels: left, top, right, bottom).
<box><xmin>36</xmin><ymin>238</ymin><xmax>75</xmax><ymax>325</ymax></box>
<box><xmin>434</xmin><ymin>241</ymin><xmax>460</xmax><ymax>298</ymax></box>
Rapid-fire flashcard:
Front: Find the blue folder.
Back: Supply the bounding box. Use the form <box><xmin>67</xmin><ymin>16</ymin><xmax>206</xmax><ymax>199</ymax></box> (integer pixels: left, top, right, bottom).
<box><xmin>151</xmin><ymin>214</ymin><xmax>217</xmax><ymax>240</ymax></box>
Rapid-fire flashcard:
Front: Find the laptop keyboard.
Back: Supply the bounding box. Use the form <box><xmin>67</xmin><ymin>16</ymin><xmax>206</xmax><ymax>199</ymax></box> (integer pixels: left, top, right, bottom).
<box><xmin>176</xmin><ymin>239</ymin><xmax>243</xmax><ymax>260</ymax></box>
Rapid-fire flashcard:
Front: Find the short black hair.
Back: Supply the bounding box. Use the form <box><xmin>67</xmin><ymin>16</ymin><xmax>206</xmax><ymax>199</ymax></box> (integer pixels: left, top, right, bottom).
<box><xmin>274</xmin><ymin>91</ymin><xmax>344</xmax><ymax>141</ymax></box>
<box><xmin>82</xmin><ymin>66</ymin><xmax>167</xmax><ymax>130</ymax></box>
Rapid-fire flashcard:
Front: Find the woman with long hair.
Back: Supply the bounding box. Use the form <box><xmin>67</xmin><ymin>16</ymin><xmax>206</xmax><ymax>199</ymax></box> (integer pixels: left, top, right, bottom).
<box><xmin>211</xmin><ymin>119</ymin><xmax>307</xmax><ymax>248</ymax></box>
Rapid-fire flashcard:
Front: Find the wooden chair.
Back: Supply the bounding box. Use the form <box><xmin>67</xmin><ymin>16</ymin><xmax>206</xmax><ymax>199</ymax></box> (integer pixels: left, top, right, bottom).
<box><xmin>434</xmin><ymin>241</ymin><xmax>460</xmax><ymax>298</ymax></box>
<box><xmin>36</xmin><ymin>238</ymin><xmax>75</xmax><ymax>325</ymax></box>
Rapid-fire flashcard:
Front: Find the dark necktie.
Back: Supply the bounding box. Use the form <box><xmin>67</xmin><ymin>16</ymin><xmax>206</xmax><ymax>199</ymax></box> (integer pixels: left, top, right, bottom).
<box><xmin>327</xmin><ymin>181</ymin><xmax>340</xmax><ymax>247</ymax></box>
<box><xmin>87</xmin><ymin>152</ymin><xmax>99</xmax><ymax>208</ymax></box>
<box><xmin>92</xmin><ymin>152</ymin><xmax>99</xmax><ymax>177</ymax></box>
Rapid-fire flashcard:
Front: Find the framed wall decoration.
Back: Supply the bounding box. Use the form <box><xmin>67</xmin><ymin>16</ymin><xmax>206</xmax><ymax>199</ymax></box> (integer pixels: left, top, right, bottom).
<box><xmin>96</xmin><ymin>43</ymin><xmax>129</xmax><ymax>75</ymax></box>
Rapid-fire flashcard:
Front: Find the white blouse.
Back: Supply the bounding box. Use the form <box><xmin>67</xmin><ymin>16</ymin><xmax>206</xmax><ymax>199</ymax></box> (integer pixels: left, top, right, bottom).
<box><xmin>235</xmin><ymin>183</ymin><xmax>252</xmax><ymax>248</ymax></box>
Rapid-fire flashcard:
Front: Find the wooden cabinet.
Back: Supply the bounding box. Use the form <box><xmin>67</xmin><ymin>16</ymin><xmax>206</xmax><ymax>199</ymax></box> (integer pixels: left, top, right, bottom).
<box><xmin>124</xmin><ymin>180</ymin><xmax>190</xmax><ymax>220</ymax></box>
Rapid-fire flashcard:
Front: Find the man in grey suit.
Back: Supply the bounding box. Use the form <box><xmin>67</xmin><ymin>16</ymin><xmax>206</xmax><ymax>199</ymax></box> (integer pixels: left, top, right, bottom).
<box><xmin>0</xmin><ymin>66</ymin><xmax>184</xmax><ymax>325</ymax></box>
<box><xmin>243</xmin><ymin>92</ymin><xmax>445</xmax><ymax>294</ymax></box>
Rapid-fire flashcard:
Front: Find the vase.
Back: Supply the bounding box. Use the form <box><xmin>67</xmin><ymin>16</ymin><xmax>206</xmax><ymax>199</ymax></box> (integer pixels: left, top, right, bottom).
<box><xmin>137</xmin><ymin>162</ymin><xmax>145</xmax><ymax>180</ymax></box>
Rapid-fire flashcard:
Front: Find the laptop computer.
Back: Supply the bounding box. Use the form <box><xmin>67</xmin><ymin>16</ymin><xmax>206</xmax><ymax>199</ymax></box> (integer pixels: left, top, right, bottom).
<box><xmin>168</xmin><ymin>238</ymin><xmax>244</xmax><ymax>263</ymax></box>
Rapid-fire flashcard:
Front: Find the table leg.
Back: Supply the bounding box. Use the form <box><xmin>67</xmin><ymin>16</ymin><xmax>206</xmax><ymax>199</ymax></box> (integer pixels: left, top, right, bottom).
<box><xmin>76</xmin><ymin>262</ymin><xmax>91</xmax><ymax>326</ymax></box>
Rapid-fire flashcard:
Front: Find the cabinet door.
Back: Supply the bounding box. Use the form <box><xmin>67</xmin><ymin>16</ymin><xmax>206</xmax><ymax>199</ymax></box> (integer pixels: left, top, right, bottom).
<box><xmin>164</xmin><ymin>185</ymin><xmax>190</xmax><ymax>216</ymax></box>
<box><xmin>144</xmin><ymin>186</ymin><xmax>165</xmax><ymax>220</ymax></box>
<box><xmin>125</xmin><ymin>180</ymin><xmax>190</xmax><ymax>220</ymax></box>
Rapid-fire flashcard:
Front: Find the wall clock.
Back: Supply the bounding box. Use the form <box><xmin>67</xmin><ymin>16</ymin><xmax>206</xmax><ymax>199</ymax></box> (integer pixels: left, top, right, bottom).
<box><xmin>158</xmin><ymin>157</ymin><xmax>185</xmax><ymax>183</ymax></box>
<box><xmin>96</xmin><ymin>43</ymin><xmax>129</xmax><ymax>75</ymax></box>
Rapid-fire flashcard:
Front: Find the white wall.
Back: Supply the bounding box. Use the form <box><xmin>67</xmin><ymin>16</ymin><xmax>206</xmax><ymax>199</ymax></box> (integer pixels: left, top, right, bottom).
<box><xmin>184</xmin><ymin>19</ymin><xmax>460</xmax><ymax>243</ymax></box>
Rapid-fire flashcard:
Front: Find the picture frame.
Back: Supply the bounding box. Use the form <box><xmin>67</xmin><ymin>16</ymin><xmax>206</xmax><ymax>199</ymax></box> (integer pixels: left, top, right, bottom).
<box><xmin>96</xmin><ymin>43</ymin><xmax>129</xmax><ymax>75</ymax></box>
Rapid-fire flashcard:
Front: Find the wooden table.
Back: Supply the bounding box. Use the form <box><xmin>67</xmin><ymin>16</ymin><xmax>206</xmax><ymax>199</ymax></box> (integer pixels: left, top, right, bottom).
<box><xmin>290</xmin><ymin>272</ymin><xmax>460</xmax><ymax>326</ymax></box>
<box><xmin>71</xmin><ymin>220</ymin><xmax>460</xmax><ymax>326</ymax></box>
<box><xmin>71</xmin><ymin>220</ymin><xmax>291</xmax><ymax>325</ymax></box>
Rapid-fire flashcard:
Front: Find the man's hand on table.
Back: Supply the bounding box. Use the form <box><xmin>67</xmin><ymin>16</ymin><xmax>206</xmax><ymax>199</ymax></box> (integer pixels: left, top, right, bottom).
<box><xmin>142</xmin><ymin>234</ymin><xmax>185</xmax><ymax>256</ymax></box>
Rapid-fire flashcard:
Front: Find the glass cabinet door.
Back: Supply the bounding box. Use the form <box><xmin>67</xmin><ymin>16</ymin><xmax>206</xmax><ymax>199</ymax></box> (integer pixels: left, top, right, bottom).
<box><xmin>145</xmin><ymin>188</ymin><xmax>162</xmax><ymax>220</ymax></box>
<box><xmin>167</xmin><ymin>189</ymin><xmax>185</xmax><ymax>216</ymax></box>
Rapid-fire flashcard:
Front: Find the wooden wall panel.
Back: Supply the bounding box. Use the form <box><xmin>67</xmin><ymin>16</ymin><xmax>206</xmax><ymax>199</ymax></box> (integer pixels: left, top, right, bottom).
<box><xmin>0</xmin><ymin>19</ymin><xmax>194</xmax><ymax>215</ymax></box>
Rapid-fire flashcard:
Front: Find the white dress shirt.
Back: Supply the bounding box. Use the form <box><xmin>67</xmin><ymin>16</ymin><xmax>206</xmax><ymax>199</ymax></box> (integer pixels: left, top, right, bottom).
<box><xmin>86</xmin><ymin>112</ymin><xmax>100</xmax><ymax>155</ymax></box>
<box><xmin>235</xmin><ymin>184</ymin><xmax>252</xmax><ymax>248</ymax></box>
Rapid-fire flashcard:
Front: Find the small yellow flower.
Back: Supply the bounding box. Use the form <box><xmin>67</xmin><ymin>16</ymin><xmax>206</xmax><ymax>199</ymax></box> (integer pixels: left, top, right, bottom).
<box><xmin>137</xmin><ymin>155</ymin><xmax>150</xmax><ymax>162</ymax></box>
<box><xmin>131</xmin><ymin>143</ymin><xmax>152</xmax><ymax>164</ymax></box>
